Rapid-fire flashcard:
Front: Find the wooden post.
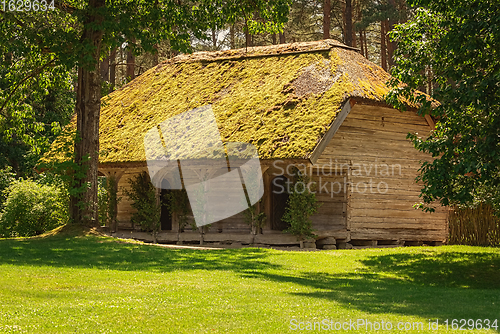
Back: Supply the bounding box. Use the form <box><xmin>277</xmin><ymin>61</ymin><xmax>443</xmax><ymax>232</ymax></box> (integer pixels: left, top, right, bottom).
<box><xmin>263</xmin><ymin>169</ymin><xmax>272</xmax><ymax>233</ymax></box>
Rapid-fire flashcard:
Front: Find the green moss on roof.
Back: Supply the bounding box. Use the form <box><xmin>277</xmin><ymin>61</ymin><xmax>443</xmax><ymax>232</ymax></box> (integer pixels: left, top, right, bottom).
<box><xmin>44</xmin><ymin>40</ymin><xmax>392</xmax><ymax>165</ymax></box>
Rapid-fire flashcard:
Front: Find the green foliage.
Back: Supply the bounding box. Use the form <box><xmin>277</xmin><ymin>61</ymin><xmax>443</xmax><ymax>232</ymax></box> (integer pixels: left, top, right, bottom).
<box><xmin>0</xmin><ymin>167</ymin><xmax>16</xmax><ymax>207</ymax></box>
<box><xmin>124</xmin><ymin>172</ymin><xmax>160</xmax><ymax>238</ymax></box>
<box><xmin>165</xmin><ymin>189</ymin><xmax>191</xmax><ymax>231</ymax></box>
<box><xmin>282</xmin><ymin>168</ymin><xmax>320</xmax><ymax>239</ymax></box>
<box><xmin>387</xmin><ymin>0</ymin><xmax>500</xmax><ymax>211</ymax></box>
<box><xmin>0</xmin><ymin>179</ymin><xmax>68</xmax><ymax>237</ymax></box>
<box><xmin>0</xmin><ymin>38</ymin><xmax>75</xmax><ymax>177</ymax></box>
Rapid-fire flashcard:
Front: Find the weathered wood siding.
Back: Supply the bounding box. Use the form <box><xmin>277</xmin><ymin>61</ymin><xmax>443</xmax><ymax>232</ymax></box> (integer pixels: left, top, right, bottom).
<box><xmin>309</xmin><ymin>170</ymin><xmax>348</xmax><ymax>236</ymax></box>
<box><xmin>316</xmin><ymin>103</ymin><xmax>448</xmax><ymax>242</ymax></box>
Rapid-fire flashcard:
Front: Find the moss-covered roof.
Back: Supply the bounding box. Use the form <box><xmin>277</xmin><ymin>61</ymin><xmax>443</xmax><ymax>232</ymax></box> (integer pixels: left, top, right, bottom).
<box><xmin>45</xmin><ymin>39</ymin><xmax>392</xmax><ymax>165</ymax></box>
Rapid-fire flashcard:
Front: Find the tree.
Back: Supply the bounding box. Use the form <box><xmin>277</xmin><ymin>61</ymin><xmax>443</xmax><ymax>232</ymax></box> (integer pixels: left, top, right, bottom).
<box><xmin>0</xmin><ymin>17</ymin><xmax>75</xmax><ymax>178</ymax></box>
<box><xmin>386</xmin><ymin>0</ymin><xmax>500</xmax><ymax>211</ymax></box>
<box><xmin>2</xmin><ymin>0</ymin><xmax>291</xmax><ymax>226</ymax></box>
<box><xmin>323</xmin><ymin>0</ymin><xmax>331</xmax><ymax>39</ymax></box>
<box><xmin>358</xmin><ymin>0</ymin><xmax>409</xmax><ymax>70</ymax></box>
<box><xmin>344</xmin><ymin>0</ymin><xmax>354</xmax><ymax>46</ymax></box>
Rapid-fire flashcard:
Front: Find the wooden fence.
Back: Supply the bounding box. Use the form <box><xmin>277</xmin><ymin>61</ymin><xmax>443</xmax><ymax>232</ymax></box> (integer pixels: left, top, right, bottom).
<box><xmin>448</xmin><ymin>203</ymin><xmax>500</xmax><ymax>246</ymax></box>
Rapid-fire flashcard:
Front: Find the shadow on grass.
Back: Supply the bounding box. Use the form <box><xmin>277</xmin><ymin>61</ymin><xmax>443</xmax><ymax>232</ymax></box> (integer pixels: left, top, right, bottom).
<box><xmin>1</xmin><ymin>233</ymin><xmax>499</xmax><ymax>327</ymax></box>
<box><xmin>0</xmin><ymin>233</ymin><xmax>279</xmax><ymax>274</ymax></box>
<box><xmin>243</xmin><ymin>250</ymin><xmax>500</xmax><ymax>327</ymax></box>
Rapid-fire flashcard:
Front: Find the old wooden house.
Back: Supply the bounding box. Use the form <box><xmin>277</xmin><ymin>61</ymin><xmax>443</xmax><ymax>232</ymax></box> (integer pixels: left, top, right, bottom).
<box><xmin>47</xmin><ymin>40</ymin><xmax>448</xmax><ymax>248</ymax></box>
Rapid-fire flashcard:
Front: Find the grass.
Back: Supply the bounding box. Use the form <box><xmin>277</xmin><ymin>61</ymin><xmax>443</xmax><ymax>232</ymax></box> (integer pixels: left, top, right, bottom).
<box><xmin>0</xmin><ymin>227</ymin><xmax>499</xmax><ymax>333</ymax></box>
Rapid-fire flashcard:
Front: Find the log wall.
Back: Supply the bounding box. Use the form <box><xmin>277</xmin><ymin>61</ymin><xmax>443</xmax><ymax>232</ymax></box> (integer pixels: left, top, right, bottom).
<box><xmin>316</xmin><ymin>103</ymin><xmax>448</xmax><ymax>242</ymax></box>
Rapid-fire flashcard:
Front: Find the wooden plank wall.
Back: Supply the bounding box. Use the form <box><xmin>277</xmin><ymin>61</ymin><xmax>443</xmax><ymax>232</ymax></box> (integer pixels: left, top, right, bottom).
<box><xmin>309</xmin><ymin>171</ymin><xmax>348</xmax><ymax>233</ymax></box>
<box><xmin>316</xmin><ymin>104</ymin><xmax>448</xmax><ymax>242</ymax></box>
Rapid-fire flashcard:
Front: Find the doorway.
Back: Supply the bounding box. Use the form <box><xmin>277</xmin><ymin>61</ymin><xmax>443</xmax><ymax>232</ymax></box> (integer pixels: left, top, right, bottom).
<box><xmin>271</xmin><ymin>175</ymin><xmax>290</xmax><ymax>231</ymax></box>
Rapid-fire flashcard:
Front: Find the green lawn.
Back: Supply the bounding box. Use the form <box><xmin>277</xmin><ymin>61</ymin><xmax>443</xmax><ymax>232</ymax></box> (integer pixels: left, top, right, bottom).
<box><xmin>0</xmin><ymin>227</ymin><xmax>499</xmax><ymax>333</ymax></box>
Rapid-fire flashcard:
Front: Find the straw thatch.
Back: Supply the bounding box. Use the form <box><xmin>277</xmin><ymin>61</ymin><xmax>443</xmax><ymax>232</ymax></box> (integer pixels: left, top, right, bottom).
<box><xmin>44</xmin><ymin>39</ymin><xmax>393</xmax><ymax>165</ymax></box>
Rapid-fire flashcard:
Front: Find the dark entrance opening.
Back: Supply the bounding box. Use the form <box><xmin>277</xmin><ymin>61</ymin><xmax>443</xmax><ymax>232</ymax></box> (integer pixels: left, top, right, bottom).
<box><xmin>271</xmin><ymin>175</ymin><xmax>290</xmax><ymax>231</ymax></box>
<box><xmin>160</xmin><ymin>179</ymin><xmax>172</xmax><ymax>231</ymax></box>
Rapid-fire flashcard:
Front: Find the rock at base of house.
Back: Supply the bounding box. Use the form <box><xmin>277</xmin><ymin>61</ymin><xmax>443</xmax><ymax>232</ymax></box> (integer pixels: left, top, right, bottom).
<box><xmin>322</xmin><ymin>244</ymin><xmax>337</xmax><ymax>250</ymax></box>
<box><xmin>316</xmin><ymin>237</ymin><xmax>336</xmax><ymax>248</ymax></box>
<box><xmin>250</xmin><ymin>243</ymin><xmax>270</xmax><ymax>248</ymax></box>
<box><xmin>303</xmin><ymin>241</ymin><xmax>317</xmax><ymax>249</ymax></box>
<box><xmin>336</xmin><ymin>241</ymin><xmax>353</xmax><ymax>249</ymax></box>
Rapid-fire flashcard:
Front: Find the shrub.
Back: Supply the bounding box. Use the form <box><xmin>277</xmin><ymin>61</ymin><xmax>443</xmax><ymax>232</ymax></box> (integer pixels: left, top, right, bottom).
<box><xmin>0</xmin><ymin>179</ymin><xmax>68</xmax><ymax>237</ymax></box>
<box><xmin>282</xmin><ymin>169</ymin><xmax>321</xmax><ymax>243</ymax></box>
<box><xmin>124</xmin><ymin>172</ymin><xmax>160</xmax><ymax>242</ymax></box>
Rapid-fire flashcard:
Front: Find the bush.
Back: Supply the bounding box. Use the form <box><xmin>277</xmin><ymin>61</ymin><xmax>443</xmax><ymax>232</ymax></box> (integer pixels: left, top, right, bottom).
<box><xmin>282</xmin><ymin>169</ymin><xmax>321</xmax><ymax>242</ymax></box>
<box><xmin>124</xmin><ymin>172</ymin><xmax>160</xmax><ymax>242</ymax></box>
<box><xmin>0</xmin><ymin>179</ymin><xmax>68</xmax><ymax>237</ymax></box>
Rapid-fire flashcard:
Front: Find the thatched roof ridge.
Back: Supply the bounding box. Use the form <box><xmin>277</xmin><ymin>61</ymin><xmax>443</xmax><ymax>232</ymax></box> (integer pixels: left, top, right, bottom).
<box><xmin>43</xmin><ymin>39</ymin><xmax>396</xmax><ymax>165</ymax></box>
<box><xmin>165</xmin><ymin>39</ymin><xmax>360</xmax><ymax>64</ymax></box>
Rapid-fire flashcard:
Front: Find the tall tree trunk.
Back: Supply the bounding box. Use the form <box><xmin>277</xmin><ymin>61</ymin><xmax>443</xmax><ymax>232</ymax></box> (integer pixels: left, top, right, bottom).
<box><xmin>230</xmin><ymin>24</ymin><xmax>235</xmax><ymax>49</ymax></box>
<box><xmin>152</xmin><ymin>44</ymin><xmax>159</xmax><ymax>66</ymax></box>
<box><xmin>344</xmin><ymin>0</ymin><xmax>353</xmax><ymax>46</ymax></box>
<box><xmin>109</xmin><ymin>47</ymin><xmax>116</xmax><ymax>91</ymax></box>
<box><xmin>323</xmin><ymin>0</ymin><xmax>331</xmax><ymax>39</ymax></box>
<box><xmin>359</xmin><ymin>31</ymin><xmax>364</xmax><ymax>57</ymax></box>
<box><xmin>381</xmin><ymin>20</ymin><xmax>387</xmax><ymax>71</ymax></box>
<box><xmin>245</xmin><ymin>22</ymin><xmax>252</xmax><ymax>48</ymax></box>
<box><xmin>279</xmin><ymin>31</ymin><xmax>285</xmax><ymax>44</ymax></box>
<box><xmin>71</xmin><ymin>0</ymin><xmax>104</xmax><ymax>227</ymax></box>
<box><xmin>126</xmin><ymin>38</ymin><xmax>135</xmax><ymax>82</ymax></box>
<box><xmin>100</xmin><ymin>51</ymin><xmax>109</xmax><ymax>83</ymax></box>
<box><xmin>386</xmin><ymin>0</ymin><xmax>397</xmax><ymax>70</ymax></box>
<box><xmin>363</xmin><ymin>30</ymin><xmax>368</xmax><ymax>58</ymax></box>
